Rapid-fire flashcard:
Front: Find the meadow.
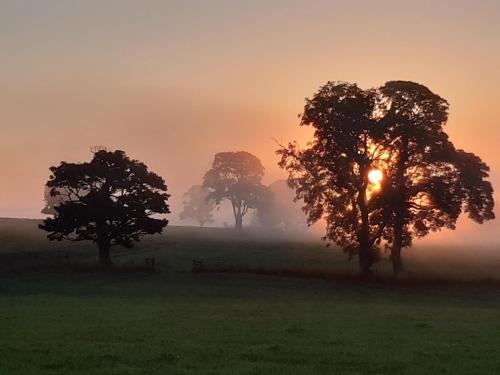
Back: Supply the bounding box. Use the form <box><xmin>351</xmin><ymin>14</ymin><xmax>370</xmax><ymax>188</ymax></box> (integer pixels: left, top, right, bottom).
<box><xmin>1</xmin><ymin>218</ymin><xmax>500</xmax><ymax>374</ymax></box>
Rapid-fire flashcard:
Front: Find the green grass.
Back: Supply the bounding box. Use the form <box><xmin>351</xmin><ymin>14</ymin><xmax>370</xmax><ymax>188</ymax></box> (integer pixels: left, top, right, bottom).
<box><xmin>1</xmin><ymin>218</ymin><xmax>500</xmax><ymax>374</ymax></box>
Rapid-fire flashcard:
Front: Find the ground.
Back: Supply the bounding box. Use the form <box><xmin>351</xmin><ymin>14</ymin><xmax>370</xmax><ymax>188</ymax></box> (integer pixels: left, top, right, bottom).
<box><xmin>1</xmin><ymin>218</ymin><xmax>500</xmax><ymax>374</ymax></box>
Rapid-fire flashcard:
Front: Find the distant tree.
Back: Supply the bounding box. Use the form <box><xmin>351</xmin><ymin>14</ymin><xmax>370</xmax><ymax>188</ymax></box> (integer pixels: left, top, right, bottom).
<box><xmin>277</xmin><ymin>82</ymin><xmax>391</xmax><ymax>275</ymax></box>
<box><xmin>203</xmin><ymin>151</ymin><xmax>267</xmax><ymax>229</ymax></box>
<box><xmin>379</xmin><ymin>81</ymin><xmax>495</xmax><ymax>275</ymax></box>
<box><xmin>253</xmin><ymin>185</ymin><xmax>278</xmax><ymax>228</ymax></box>
<box><xmin>39</xmin><ymin>150</ymin><xmax>170</xmax><ymax>267</ymax></box>
<box><xmin>255</xmin><ymin>180</ymin><xmax>307</xmax><ymax>231</ymax></box>
<box><xmin>179</xmin><ymin>185</ymin><xmax>216</xmax><ymax>227</ymax></box>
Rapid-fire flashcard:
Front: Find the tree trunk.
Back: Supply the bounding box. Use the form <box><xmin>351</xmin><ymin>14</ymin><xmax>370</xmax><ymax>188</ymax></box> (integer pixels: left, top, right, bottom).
<box><xmin>357</xmin><ymin>186</ymin><xmax>373</xmax><ymax>277</ymax></box>
<box><xmin>392</xmin><ymin>135</ymin><xmax>408</xmax><ymax>277</ymax></box>
<box><xmin>391</xmin><ymin>239</ymin><xmax>404</xmax><ymax>276</ymax></box>
<box><xmin>358</xmin><ymin>236</ymin><xmax>372</xmax><ymax>277</ymax></box>
<box><xmin>232</xmin><ymin>202</ymin><xmax>243</xmax><ymax>229</ymax></box>
<box><xmin>235</xmin><ymin>214</ymin><xmax>243</xmax><ymax>229</ymax></box>
<box><xmin>98</xmin><ymin>241</ymin><xmax>112</xmax><ymax>268</ymax></box>
<box><xmin>392</xmin><ymin>205</ymin><xmax>404</xmax><ymax>276</ymax></box>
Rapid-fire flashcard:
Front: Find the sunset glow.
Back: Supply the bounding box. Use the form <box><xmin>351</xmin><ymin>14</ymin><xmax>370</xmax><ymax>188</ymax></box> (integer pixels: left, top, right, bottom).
<box><xmin>368</xmin><ymin>169</ymin><xmax>383</xmax><ymax>185</ymax></box>
<box><xmin>1</xmin><ymin>3</ymin><xmax>500</xmax><ymax>373</ymax></box>
<box><xmin>0</xmin><ymin>0</ymin><xmax>498</xmax><ymax>245</ymax></box>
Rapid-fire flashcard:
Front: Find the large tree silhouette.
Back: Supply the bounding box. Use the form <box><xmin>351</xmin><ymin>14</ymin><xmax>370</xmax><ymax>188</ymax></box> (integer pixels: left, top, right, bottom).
<box><xmin>379</xmin><ymin>81</ymin><xmax>495</xmax><ymax>275</ymax></box>
<box><xmin>39</xmin><ymin>150</ymin><xmax>170</xmax><ymax>266</ymax></box>
<box><xmin>278</xmin><ymin>80</ymin><xmax>495</xmax><ymax>276</ymax></box>
<box><xmin>203</xmin><ymin>151</ymin><xmax>267</xmax><ymax>229</ymax></box>
<box><xmin>179</xmin><ymin>185</ymin><xmax>216</xmax><ymax>227</ymax></box>
<box><xmin>277</xmin><ymin>82</ymin><xmax>391</xmax><ymax>275</ymax></box>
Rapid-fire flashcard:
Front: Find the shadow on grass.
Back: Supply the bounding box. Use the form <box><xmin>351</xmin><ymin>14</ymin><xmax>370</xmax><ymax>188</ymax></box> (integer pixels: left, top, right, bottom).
<box><xmin>0</xmin><ymin>260</ymin><xmax>157</xmax><ymax>276</ymax></box>
<box><xmin>192</xmin><ymin>264</ymin><xmax>500</xmax><ymax>288</ymax></box>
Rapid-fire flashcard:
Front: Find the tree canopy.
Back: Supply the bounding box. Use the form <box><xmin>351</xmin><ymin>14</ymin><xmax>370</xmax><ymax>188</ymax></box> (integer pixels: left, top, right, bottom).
<box><xmin>378</xmin><ymin>81</ymin><xmax>495</xmax><ymax>274</ymax></box>
<box><xmin>39</xmin><ymin>150</ymin><xmax>170</xmax><ymax>266</ymax></box>
<box><xmin>203</xmin><ymin>151</ymin><xmax>267</xmax><ymax>229</ymax></box>
<box><xmin>278</xmin><ymin>80</ymin><xmax>495</xmax><ymax>276</ymax></box>
<box><xmin>179</xmin><ymin>185</ymin><xmax>216</xmax><ymax>227</ymax></box>
<box><xmin>278</xmin><ymin>82</ymin><xmax>391</xmax><ymax>274</ymax></box>
<box><xmin>254</xmin><ymin>180</ymin><xmax>307</xmax><ymax>232</ymax></box>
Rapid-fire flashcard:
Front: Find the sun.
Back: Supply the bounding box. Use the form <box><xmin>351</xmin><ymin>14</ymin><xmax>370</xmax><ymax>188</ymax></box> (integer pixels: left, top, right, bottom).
<box><xmin>368</xmin><ymin>169</ymin><xmax>383</xmax><ymax>185</ymax></box>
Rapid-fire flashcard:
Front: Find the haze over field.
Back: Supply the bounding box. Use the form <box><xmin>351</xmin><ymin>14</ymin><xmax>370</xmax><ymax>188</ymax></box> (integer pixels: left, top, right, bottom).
<box><xmin>1</xmin><ymin>0</ymin><xmax>498</xmax><ymax>245</ymax></box>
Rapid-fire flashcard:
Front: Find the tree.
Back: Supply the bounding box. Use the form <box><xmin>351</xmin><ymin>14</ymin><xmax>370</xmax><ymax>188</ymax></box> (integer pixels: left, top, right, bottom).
<box><xmin>378</xmin><ymin>81</ymin><xmax>451</xmax><ymax>275</ymax></box>
<box><xmin>278</xmin><ymin>80</ymin><xmax>495</xmax><ymax>277</ymax></box>
<box><xmin>254</xmin><ymin>180</ymin><xmax>307</xmax><ymax>232</ymax></box>
<box><xmin>203</xmin><ymin>151</ymin><xmax>267</xmax><ymax>229</ymax></box>
<box><xmin>277</xmin><ymin>82</ymin><xmax>391</xmax><ymax>275</ymax></box>
<box><xmin>179</xmin><ymin>185</ymin><xmax>216</xmax><ymax>227</ymax></box>
<box><xmin>253</xmin><ymin>185</ymin><xmax>278</xmax><ymax>228</ymax></box>
<box><xmin>379</xmin><ymin>81</ymin><xmax>495</xmax><ymax>275</ymax></box>
<box><xmin>39</xmin><ymin>150</ymin><xmax>170</xmax><ymax>267</ymax></box>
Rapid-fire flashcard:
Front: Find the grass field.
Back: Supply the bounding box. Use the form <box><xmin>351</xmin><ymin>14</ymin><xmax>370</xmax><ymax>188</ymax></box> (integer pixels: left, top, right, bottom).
<box><xmin>1</xmin><ymin>218</ymin><xmax>500</xmax><ymax>374</ymax></box>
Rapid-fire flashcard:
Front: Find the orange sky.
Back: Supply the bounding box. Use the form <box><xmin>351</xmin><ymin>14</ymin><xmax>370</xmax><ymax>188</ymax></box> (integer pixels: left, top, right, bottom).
<box><xmin>1</xmin><ymin>0</ymin><xmax>498</xmax><ymax>243</ymax></box>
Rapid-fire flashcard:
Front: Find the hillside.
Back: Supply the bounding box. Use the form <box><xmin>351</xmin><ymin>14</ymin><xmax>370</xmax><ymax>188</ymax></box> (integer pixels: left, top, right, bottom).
<box><xmin>1</xmin><ymin>217</ymin><xmax>499</xmax><ymax>281</ymax></box>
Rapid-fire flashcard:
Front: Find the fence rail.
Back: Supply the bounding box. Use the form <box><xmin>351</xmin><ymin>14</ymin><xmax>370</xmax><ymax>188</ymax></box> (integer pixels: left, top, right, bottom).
<box><xmin>0</xmin><ymin>246</ymin><xmax>159</xmax><ymax>273</ymax></box>
<box><xmin>192</xmin><ymin>257</ymin><xmax>239</xmax><ymax>273</ymax></box>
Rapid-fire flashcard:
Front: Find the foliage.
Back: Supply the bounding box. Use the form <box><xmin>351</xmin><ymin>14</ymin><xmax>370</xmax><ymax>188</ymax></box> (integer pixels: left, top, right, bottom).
<box><xmin>179</xmin><ymin>185</ymin><xmax>216</xmax><ymax>227</ymax></box>
<box><xmin>378</xmin><ymin>81</ymin><xmax>495</xmax><ymax>274</ymax></box>
<box><xmin>41</xmin><ymin>186</ymin><xmax>65</xmax><ymax>216</ymax></box>
<box><xmin>203</xmin><ymin>151</ymin><xmax>267</xmax><ymax>229</ymax></box>
<box><xmin>278</xmin><ymin>80</ymin><xmax>495</xmax><ymax>276</ymax></box>
<box><xmin>39</xmin><ymin>150</ymin><xmax>170</xmax><ymax>266</ymax></box>
<box><xmin>277</xmin><ymin>82</ymin><xmax>391</xmax><ymax>274</ymax></box>
<box><xmin>254</xmin><ymin>180</ymin><xmax>307</xmax><ymax>231</ymax></box>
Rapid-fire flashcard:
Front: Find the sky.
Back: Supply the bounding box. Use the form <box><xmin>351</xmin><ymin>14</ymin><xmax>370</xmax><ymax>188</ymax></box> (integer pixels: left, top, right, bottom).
<box><xmin>1</xmin><ymin>0</ymin><xmax>499</xmax><ymax>243</ymax></box>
